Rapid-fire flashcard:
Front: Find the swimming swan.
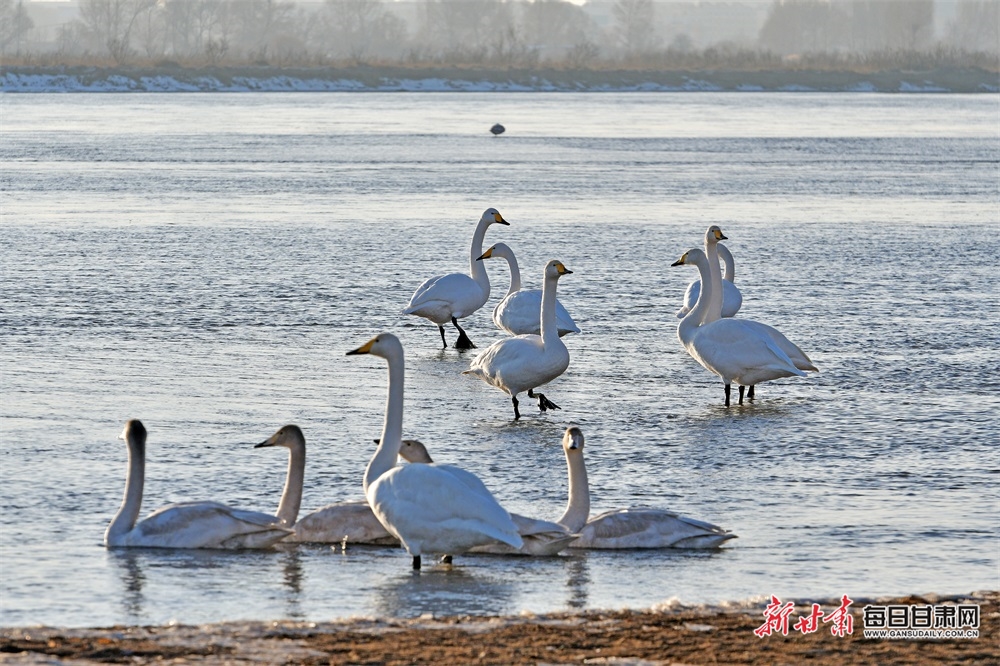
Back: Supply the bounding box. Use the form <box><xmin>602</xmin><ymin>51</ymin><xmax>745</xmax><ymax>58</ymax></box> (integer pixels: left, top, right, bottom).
<box><xmin>397</xmin><ymin>439</ymin><xmax>577</xmax><ymax>556</ymax></box>
<box><xmin>348</xmin><ymin>333</ymin><xmax>522</xmax><ymax>569</ymax></box>
<box><xmin>556</xmin><ymin>426</ymin><xmax>736</xmax><ymax>549</ymax></box>
<box><xmin>403</xmin><ymin>208</ymin><xmax>509</xmax><ymax>349</ymax></box>
<box><xmin>672</xmin><ymin>248</ymin><xmax>815</xmax><ymax>406</ymax></box>
<box><xmin>254</xmin><ymin>425</ymin><xmax>431</xmax><ymax>545</ymax></box>
<box><xmin>464</xmin><ymin>260</ymin><xmax>573</xmax><ymax>419</ymax></box>
<box><xmin>105</xmin><ymin>419</ymin><xmax>293</xmax><ymax>549</ymax></box>
<box><xmin>677</xmin><ymin>243</ymin><xmax>743</xmax><ymax>319</ymax></box>
<box><xmin>478</xmin><ymin>243</ymin><xmax>580</xmax><ymax>337</ymax></box>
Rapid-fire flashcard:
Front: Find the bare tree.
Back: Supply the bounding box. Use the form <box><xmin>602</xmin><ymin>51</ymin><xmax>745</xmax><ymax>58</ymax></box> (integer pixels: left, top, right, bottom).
<box><xmin>612</xmin><ymin>0</ymin><xmax>655</xmax><ymax>57</ymax></box>
<box><xmin>0</xmin><ymin>0</ymin><xmax>34</xmax><ymax>56</ymax></box>
<box><xmin>945</xmin><ymin>0</ymin><xmax>1000</xmax><ymax>53</ymax></box>
<box><xmin>321</xmin><ymin>0</ymin><xmax>406</xmax><ymax>63</ymax></box>
<box><xmin>759</xmin><ymin>0</ymin><xmax>850</xmax><ymax>55</ymax></box>
<box><xmin>519</xmin><ymin>0</ymin><xmax>599</xmax><ymax>62</ymax></box>
<box><xmin>78</xmin><ymin>0</ymin><xmax>158</xmax><ymax>64</ymax></box>
<box><xmin>416</xmin><ymin>0</ymin><xmax>514</xmax><ymax>62</ymax></box>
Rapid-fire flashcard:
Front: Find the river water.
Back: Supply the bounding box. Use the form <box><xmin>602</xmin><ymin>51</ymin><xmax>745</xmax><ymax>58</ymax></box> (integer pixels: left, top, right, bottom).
<box><xmin>1</xmin><ymin>92</ymin><xmax>997</xmax><ymax>628</ymax></box>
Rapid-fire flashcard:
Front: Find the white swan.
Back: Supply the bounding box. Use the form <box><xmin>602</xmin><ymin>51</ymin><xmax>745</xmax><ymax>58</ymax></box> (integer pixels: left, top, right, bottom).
<box><xmin>396</xmin><ymin>439</ymin><xmax>577</xmax><ymax>556</ymax></box>
<box><xmin>403</xmin><ymin>208</ymin><xmax>509</xmax><ymax>349</ymax></box>
<box><xmin>672</xmin><ymin>248</ymin><xmax>816</xmax><ymax>406</ymax></box>
<box><xmin>677</xmin><ymin>243</ymin><xmax>743</xmax><ymax>319</ymax></box>
<box><xmin>348</xmin><ymin>333</ymin><xmax>522</xmax><ymax>569</ymax></box>
<box><xmin>478</xmin><ymin>243</ymin><xmax>580</xmax><ymax>337</ymax></box>
<box><xmin>556</xmin><ymin>427</ymin><xmax>736</xmax><ymax>549</ymax></box>
<box><xmin>105</xmin><ymin>420</ymin><xmax>293</xmax><ymax>549</ymax></box>
<box><xmin>464</xmin><ymin>260</ymin><xmax>573</xmax><ymax>419</ymax></box>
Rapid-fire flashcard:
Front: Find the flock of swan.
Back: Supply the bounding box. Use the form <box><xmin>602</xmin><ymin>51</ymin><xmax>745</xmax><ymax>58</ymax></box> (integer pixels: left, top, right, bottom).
<box><xmin>105</xmin><ymin>208</ymin><xmax>818</xmax><ymax>569</ymax></box>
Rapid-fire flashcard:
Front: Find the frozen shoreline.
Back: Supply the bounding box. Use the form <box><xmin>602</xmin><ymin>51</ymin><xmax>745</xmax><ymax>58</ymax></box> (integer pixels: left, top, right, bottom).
<box><xmin>3</xmin><ymin>65</ymin><xmax>997</xmax><ymax>93</ymax></box>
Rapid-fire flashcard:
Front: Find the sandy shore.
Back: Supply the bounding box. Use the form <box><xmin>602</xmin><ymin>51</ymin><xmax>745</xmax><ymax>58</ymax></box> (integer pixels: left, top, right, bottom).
<box><xmin>2</xmin><ymin>592</ymin><xmax>995</xmax><ymax>665</ymax></box>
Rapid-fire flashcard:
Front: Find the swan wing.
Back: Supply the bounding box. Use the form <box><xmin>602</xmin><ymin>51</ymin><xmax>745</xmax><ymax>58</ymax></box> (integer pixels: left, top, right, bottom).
<box><xmin>125</xmin><ymin>501</ymin><xmax>292</xmax><ymax>549</ymax></box>
<box><xmin>404</xmin><ymin>273</ymin><xmax>485</xmax><ymax>320</ymax></box>
<box><xmin>677</xmin><ymin>280</ymin><xmax>700</xmax><ymax>319</ymax></box>
<box><xmin>691</xmin><ymin>319</ymin><xmax>805</xmax><ymax>383</ymax></box>
<box><xmin>289</xmin><ymin>500</ymin><xmax>397</xmax><ymax>544</ymax></box>
<box><xmin>466</xmin><ymin>335</ymin><xmax>567</xmax><ymax>394</ymax></box>
<box><xmin>737</xmin><ymin>320</ymin><xmax>817</xmax><ymax>371</ymax></box>
<box><xmin>572</xmin><ymin>508</ymin><xmax>735</xmax><ymax>549</ymax></box>
<box><xmin>368</xmin><ymin>465</ymin><xmax>522</xmax><ymax>555</ymax></box>
<box><xmin>469</xmin><ymin>512</ymin><xmax>576</xmax><ymax>555</ymax></box>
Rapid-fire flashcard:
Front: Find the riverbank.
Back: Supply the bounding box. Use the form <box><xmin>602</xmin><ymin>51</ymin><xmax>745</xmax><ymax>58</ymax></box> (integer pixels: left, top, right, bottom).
<box><xmin>2</xmin><ymin>592</ymin><xmax>995</xmax><ymax>665</ymax></box>
<box><xmin>2</xmin><ymin>64</ymin><xmax>997</xmax><ymax>93</ymax></box>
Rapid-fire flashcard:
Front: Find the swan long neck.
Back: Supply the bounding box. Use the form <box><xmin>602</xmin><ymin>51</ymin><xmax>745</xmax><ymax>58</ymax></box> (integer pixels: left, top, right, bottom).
<box><xmin>276</xmin><ymin>441</ymin><xmax>305</xmax><ymax>526</ymax></box>
<box><xmin>557</xmin><ymin>449</ymin><xmax>590</xmax><ymax>532</ymax></box>
<box><xmin>677</xmin><ymin>252</ymin><xmax>714</xmax><ymax>347</ymax></box>
<box><xmin>364</xmin><ymin>349</ymin><xmax>405</xmax><ymax>496</ymax></box>
<box><xmin>703</xmin><ymin>238</ymin><xmax>724</xmax><ymax>325</ymax></box>
<box><xmin>718</xmin><ymin>244</ymin><xmax>736</xmax><ymax>283</ymax></box>
<box><xmin>540</xmin><ymin>271</ymin><xmax>560</xmax><ymax>345</ymax></box>
<box><xmin>500</xmin><ymin>249</ymin><xmax>521</xmax><ymax>296</ymax></box>
<box><xmin>469</xmin><ymin>219</ymin><xmax>492</xmax><ymax>297</ymax></box>
<box><xmin>106</xmin><ymin>437</ymin><xmax>145</xmax><ymax>544</ymax></box>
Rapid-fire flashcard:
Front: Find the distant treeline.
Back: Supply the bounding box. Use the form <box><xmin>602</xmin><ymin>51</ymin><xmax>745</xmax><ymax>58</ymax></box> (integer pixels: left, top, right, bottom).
<box><xmin>1</xmin><ymin>0</ymin><xmax>998</xmax><ymax>71</ymax></box>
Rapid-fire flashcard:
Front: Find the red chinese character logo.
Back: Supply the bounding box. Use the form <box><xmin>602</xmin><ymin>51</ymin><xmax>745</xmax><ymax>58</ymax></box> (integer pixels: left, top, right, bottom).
<box><xmin>755</xmin><ymin>595</ymin><xmax>796</xmax><ymax>637</ymax></box>
<box><xmin>822</xmin><ymin>595</ymin><xmax>855</xmax><ymax>636</ymax></box>
<box><xmin>794</xmin><ymin>603</ymin><xmax>825</xmax><ymax>634</ymax></box>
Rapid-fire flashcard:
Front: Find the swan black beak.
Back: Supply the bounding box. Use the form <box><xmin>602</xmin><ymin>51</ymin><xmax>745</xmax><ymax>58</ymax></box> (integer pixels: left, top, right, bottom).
<box><xmin>715</xmin><ymin>229</ymin><xmax>728</xmax><ymax>240</ymax></box>
<box><xmin>670</xmin><ymin>253</ymin><xmax>688</xmax><ymax>267</ymax></box>
<box><xmin>476</xmin><ymin>249</ymin><xmax>493</xmax><ymax>261</ymax></box>
<box><xmin>493</xmin><ymin>212</ymin><xmax>509</xmax><ymax>226</ymax></box>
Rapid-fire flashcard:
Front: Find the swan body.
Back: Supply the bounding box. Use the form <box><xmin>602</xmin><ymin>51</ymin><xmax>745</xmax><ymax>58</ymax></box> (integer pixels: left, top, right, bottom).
<box><xmin>464</xmin><ymin>260</ymin><xmax>573</xmax><ymax>419</ymax></box>
<box><xmin>556</xmin><ymin>427</ymin><xmax>736</xmax><ymax>549</ymax></box>
<box><xmin>398</xmin><ymin>439</ymin><xmax>576</xmax><ymax>556</ymax></box>
<box><xmin>105</xmin><ymin>420</ymin><xmax>293</xmax><ymax>550</ymax></box>
<box><xmin>403</xmin><ymin>208</ymin><xmax>509</xmax><ymax>349</ymax></box>
<box><xmin>677</xmin><ymin>243</ymin><xmax>743</xmax><ymax>319</ymax></box>
<box><xmin>348</xmin><ymin>333</ymin><xmax>522</xmax><ymax>568</ymax></box>
<box><xmin>672</xmin><ymin>248</ymin><xmax>815</xmax><ymax>406</ymax></box>
<box><xmin>479</xmin><ymin>243</ymin><xmax>580</xmax><ymax>337</ymax></box>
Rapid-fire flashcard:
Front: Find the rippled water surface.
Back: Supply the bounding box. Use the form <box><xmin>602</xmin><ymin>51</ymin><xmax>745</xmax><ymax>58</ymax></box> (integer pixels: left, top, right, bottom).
<box><xmin>1</xmin><ymin>92</ymin><xmax>997</xmax><ymax>628</ymax></box>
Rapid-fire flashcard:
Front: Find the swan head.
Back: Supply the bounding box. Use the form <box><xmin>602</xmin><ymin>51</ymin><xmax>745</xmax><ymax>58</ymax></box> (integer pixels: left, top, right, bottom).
<box><xmin>256</xmin><ymin>424</ymin><xmax>305</xmax><ymax>450</ymax></box>
<box><xmin>477</xmin><ymin>242</ymin><xmax>513</xmax><ymax>262</ymax></box>
<box><xmin>480</xmin><ymin>207</ymin><xmax>509</xmax><ymax>227</ymax></box>
<box><xmin>705</xmin><ymin>225</ymin><xmax>728</xmax><ymax>244</ymax></box>
<box><xmin>373</xmin><ymin>438</ymin><xmax>435</xmax><ymax>464</ymax></box>
<box><xmin>545</xmin><ymin>260</ymin><xmax>573</xmax><ymax>279</ymax></box>
<box><xmin>562</xmin><ymin>426</ymin><xmax>585</xmax><ymax>452</ymax></box>
<box><xmin>119</xmin><ymin>419</ymin><xmax>147</xmax><ymax>453</ymax></box>
<box><xmin>346</xmin><ymin>332</ymin><xmax>403</xmax><ymax>360</ymax></box>
<box><xmin>670</xmin><ymin>248</ymin><xmax>708</xmax><ymax>269</ymax></box>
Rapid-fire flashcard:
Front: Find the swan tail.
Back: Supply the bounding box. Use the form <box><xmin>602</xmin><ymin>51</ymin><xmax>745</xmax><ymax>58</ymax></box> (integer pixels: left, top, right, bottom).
<box><xmin>671</xmin><ymin>532</ymin><xmax>737</xmax><ymax>549</ymax></box>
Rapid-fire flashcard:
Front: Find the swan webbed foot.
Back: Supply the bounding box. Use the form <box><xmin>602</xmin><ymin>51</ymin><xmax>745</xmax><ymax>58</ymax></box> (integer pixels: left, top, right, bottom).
<box><xmin>438</xmin><ymin>326</ymin><xmax>448</xmax><ymax>349</ymax></box>
<box><xmin>412</xmin><ymin>555</ymin><xmax>421</xmax><ymax>570</ymax></box>
<box><xmin>452</xmin><ymin>317</ymin><xmax>476</xmax><ymax>349</ymax></box>
<box><xmin>528</xmin><ymin>389</ymin><xmax>560</xmax><ymax>412</ymax></box>
<box><xmin>724</xmin><ymin>384</ymin><xmax>731</xmax><ymax>407</ymax></box>
<box><xmin>511</xmin><ymin>396</ymin><xmax>521</xmax><ymax>420</ymax></box>
<box><xmin>748</xmin><ymin>385</ymin><xmax>755</xmax><ymax>400</ymax></box>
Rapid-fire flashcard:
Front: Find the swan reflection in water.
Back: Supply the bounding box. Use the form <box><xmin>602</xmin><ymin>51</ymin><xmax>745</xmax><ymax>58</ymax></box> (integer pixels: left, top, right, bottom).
<box><xmin>373</xmin><ymin>564</ymin><xmax>516</xmax><ymax>618</ymax></box>
<box><xmin>106</xmin><ymin>547</ymin><xmax>308</xmax><ymax>622</ymax></box>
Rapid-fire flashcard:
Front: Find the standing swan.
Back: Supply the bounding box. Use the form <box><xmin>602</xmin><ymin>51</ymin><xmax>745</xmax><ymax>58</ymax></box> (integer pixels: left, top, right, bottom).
<box><xmin>347</xmin><ymin>333</ymin><xmax>522</xmax><ymax>569</ymax></box>
<box><xmin>556</xmin><ymin>427</ymin><xmax>736</xmax><ymax>549</ymax></box>
<box><xmin>105</xmin><ymin>420</ymin><xmax>293</xmax><ymax>549</ymax></box>
<box><xmin>254</xmin><ymin>425</ymin><xmax>406</xmax><ymax>545</ymax></box>
<box><xmin>672</xmin><ymin>248</ymin><xmax>815</xmax><ymax>406</ymax></box>
<box><xmin>403</xmin><ymin>208</ymin><xmax>509</xmax><ymax>349</ymax></box>
<box><xmin>464</xmin><ymin>260</ymin><xmax>573</xmax><ymax>419</ymax></box>
<box><xmin>478</xmin><ymin>243</ymin><xmax>580</xmax><ymax>337</ymax></box>
<box><xmin>677</xmin><ymin>243</ymin><xmax>743</xmax><ymax>320</ymax></box>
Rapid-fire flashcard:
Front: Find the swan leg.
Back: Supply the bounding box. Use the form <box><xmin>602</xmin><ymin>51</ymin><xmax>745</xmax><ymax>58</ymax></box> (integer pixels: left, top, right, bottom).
<box><xmin>511</xmin><ymin>395</ymin><xmax>521</xmax><ymax>420</ymax></box>
<box><xmin>748</xmin><ymin>385</ymin><xmax>755</xmax><ymax>400</ymax></box>
<box><xmin>738</xmin><ymin>385</ymin><xmax>745</xmax><ymax>405</ymax></box>
<box><xmin>412</xmin><ymin>555</ymin><xmax>421</xmax><ymax>570</ymax></box>
<box><xmin>528</xmin><ymin>388</ymin><xmax>560</xmax><ymax>412</ymax></box>
<box><xmin>452</xmin><ymin>317</ymin><xmax>476</xmax><ymax>349</ymax></box>
<box><xmin>724</xmin><ymin>384</ymin><xmax>731</xmax><ymax>407</ymax></box>
<box><xmin>437</xmin><ymin>325</ymin><xmax>448</xmax><ymax>349</ymax></box>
